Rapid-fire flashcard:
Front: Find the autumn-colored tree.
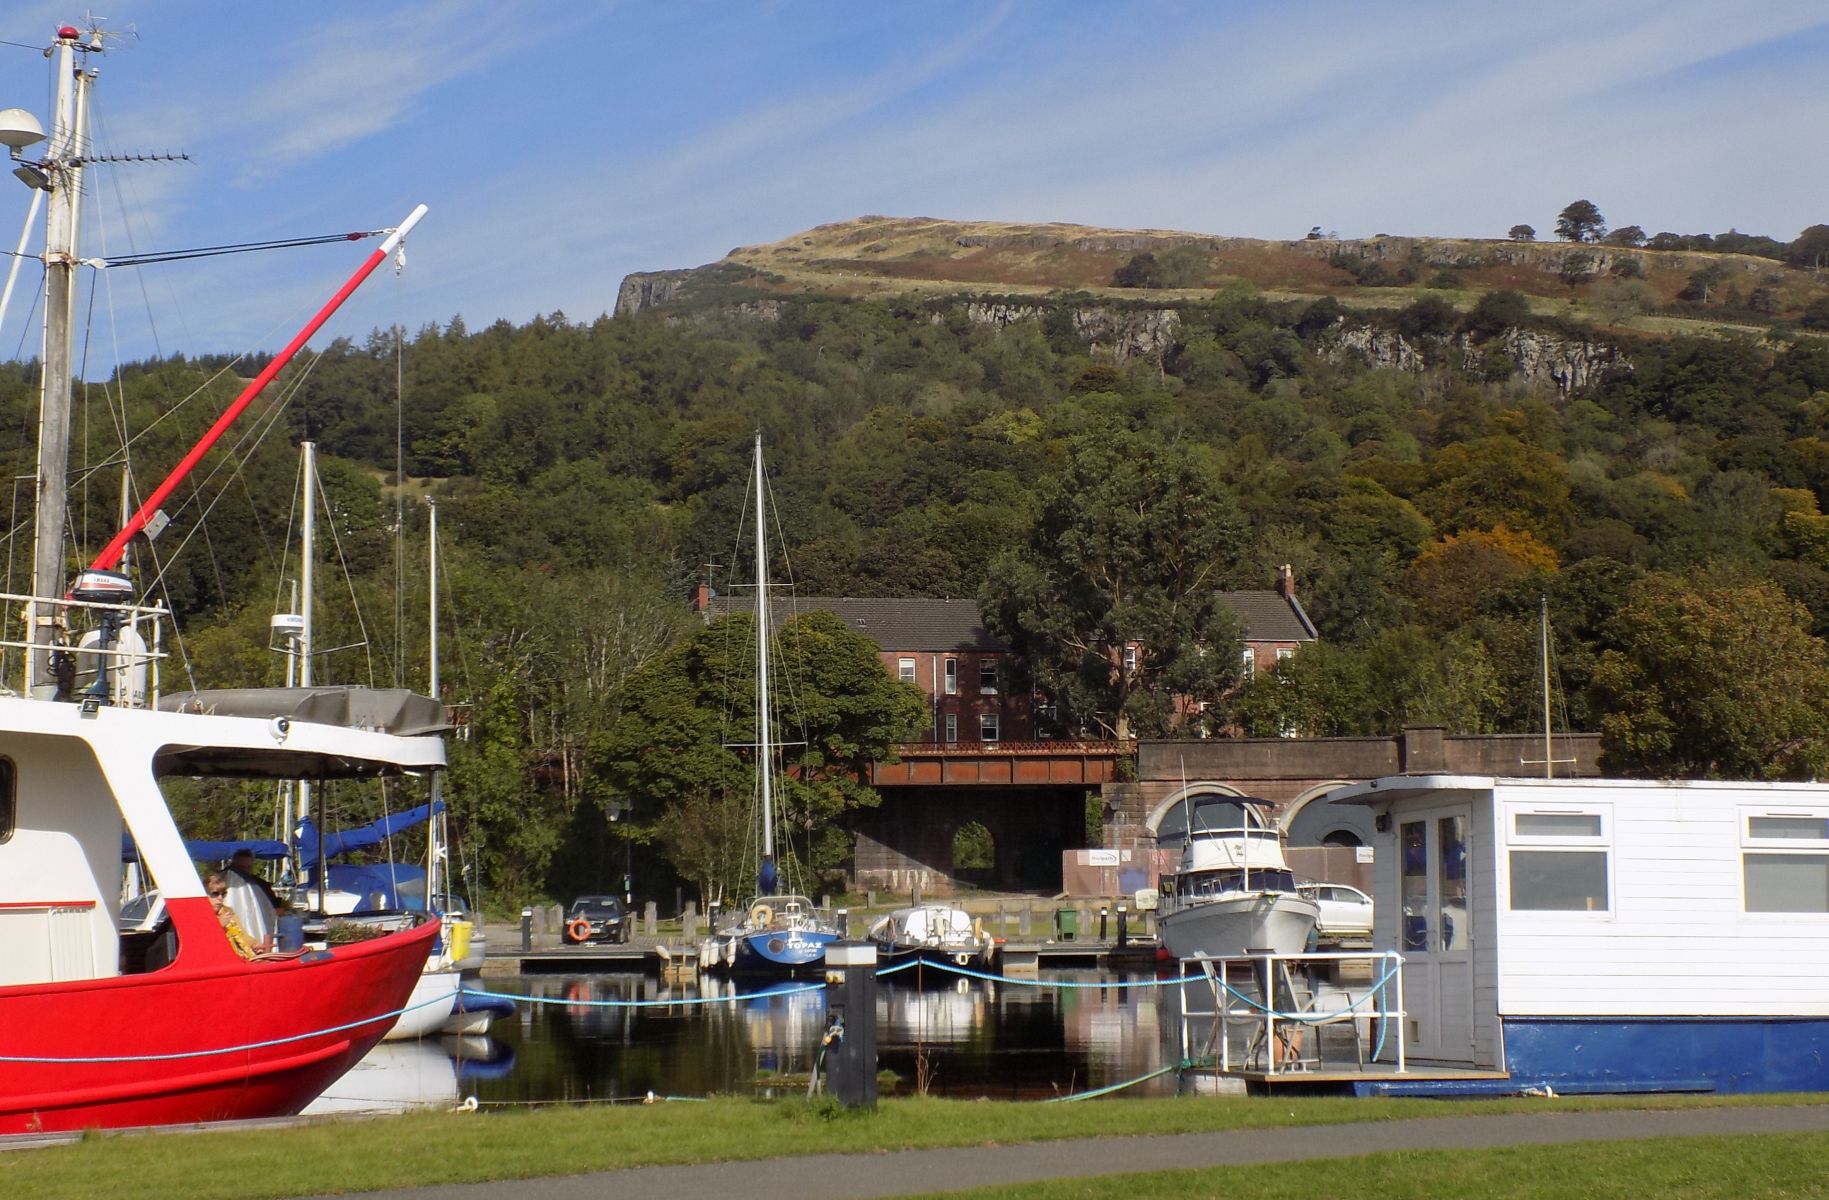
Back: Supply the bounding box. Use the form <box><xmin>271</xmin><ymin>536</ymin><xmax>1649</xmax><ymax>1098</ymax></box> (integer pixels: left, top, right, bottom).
<box><xmin>1419</xmin><ymin>436</ymin><xmax>1575</xmax><ymax>543</ymax></box>
<box><xmin>1406</xmin><ymin>527</ymin><xmax>1558</xmax><ymax>630</ymax></box>
<box><xmin>1591</xmin><ymin>574</ymin><xmax>1829</xmax><ymax>778</ymax></box>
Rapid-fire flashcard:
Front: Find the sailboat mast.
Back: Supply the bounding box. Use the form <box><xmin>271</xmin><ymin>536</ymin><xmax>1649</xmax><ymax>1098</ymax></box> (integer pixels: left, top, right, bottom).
<box><xmin>1540</xmin><ymin>594</ymin><xmax>1553</xmax><ymax>781</ymax></box>
<box><xmin>27</xmin><ymin>30</ymin><xmax>91</xmax><ymax>692</ymax></box>
<box><xmin>753</xmin><ymin>434</ymin><xmax>775</xmax><ymax>891</ymax></box>
<box><xmin>300</xmin><ymin>442</ymin><xmax>320</xmax><ymax>909</ymax></box>
<box><xmin>427</xmin><ymin>498</ymin><xmax>445</xmax><ymax>904</ymax></box>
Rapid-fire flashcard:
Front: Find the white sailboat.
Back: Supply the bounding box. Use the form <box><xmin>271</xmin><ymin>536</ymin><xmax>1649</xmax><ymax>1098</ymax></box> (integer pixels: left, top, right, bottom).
<box><xmin>701</xmin><ymin>434</ymin><xmax>838</xmax><ymax>975</ymax></box>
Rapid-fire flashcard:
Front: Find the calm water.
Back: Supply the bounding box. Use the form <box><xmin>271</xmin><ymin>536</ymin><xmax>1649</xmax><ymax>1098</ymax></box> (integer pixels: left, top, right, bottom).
<box><xmin>472</xmin><ymin>967</ymin><xmax>1185</xmax><ymax>1105</ymax></box>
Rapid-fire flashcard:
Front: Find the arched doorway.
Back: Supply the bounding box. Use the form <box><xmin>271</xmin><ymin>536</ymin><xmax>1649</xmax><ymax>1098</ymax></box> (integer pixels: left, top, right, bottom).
<box><xmin>1282</xmin><ymin>783</ymin><xmax>1372</xmax><ymax>849</ymax></box>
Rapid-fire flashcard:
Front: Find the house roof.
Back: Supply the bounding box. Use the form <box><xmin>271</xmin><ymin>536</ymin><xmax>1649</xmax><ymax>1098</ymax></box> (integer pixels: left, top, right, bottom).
<box><xmin>1218</xmin><ymin>590</ymin><xmax>1320</xmax><ymax>644</ymax></box>
<box><xmin>703</xmin><ymin>596</ymin><xmax>1004</xmax><ymax>652</ymax></box>
<box><xmin>703</xmin><ymin>588</ymin><xmax>1318</xmax><ymax>652</ymax></box>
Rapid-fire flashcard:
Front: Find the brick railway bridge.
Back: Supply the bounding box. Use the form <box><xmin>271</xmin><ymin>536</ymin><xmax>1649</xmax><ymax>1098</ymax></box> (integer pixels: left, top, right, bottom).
<box><xmin>851</xmin><ymin>727</ymin><xmax>1601</xmax><ymax>895</ymax></box>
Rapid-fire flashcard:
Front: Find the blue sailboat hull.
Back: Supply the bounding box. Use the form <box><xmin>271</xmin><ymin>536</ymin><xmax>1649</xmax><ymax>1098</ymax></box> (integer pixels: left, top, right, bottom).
<box><xmin>731</xmin><ymin>927</ymin><xmax>838</xmax><ymax>974</ymax></box>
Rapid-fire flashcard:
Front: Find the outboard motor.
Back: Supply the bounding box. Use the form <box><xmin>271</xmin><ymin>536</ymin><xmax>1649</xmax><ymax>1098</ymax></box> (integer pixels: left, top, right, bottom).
<box><xmin>70</xmin><ymin>569</ymin><xmax>146</xmax><ymax>706</ymax></box>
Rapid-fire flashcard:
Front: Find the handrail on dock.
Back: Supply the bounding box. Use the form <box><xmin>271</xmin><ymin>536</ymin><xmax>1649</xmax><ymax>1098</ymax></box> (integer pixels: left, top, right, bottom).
<box><xmin>1177</xmin><ymin>949</ymin><xmax>1407</xmax><ymax>1077</ymax></box>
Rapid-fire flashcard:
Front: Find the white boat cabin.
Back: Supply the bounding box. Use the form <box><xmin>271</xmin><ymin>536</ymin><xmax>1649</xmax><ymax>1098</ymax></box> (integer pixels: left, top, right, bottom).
<box><xmin>1330</xmin><ymin>774</ymin><xmax>1829</xmax><ymax>1093</ymax></box>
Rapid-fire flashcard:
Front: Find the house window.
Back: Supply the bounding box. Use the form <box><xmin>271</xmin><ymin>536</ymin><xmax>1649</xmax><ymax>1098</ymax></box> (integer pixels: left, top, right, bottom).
<box><xmin>898</xmin><ymin>657</ymin><xmax>916</xmax><ymax>683</ymax></box>
<box><xmin>979</xmin><ymin>713</ymin><xmax>999</xmax><ymax>743</ymax></box>
<box><xmin>1507</xmin><ymin>807</ymin><xmax>1610</xmax><ymax>912</ymax></box>
<box><xmin>944</xmin><ymin>714</ymin><xmax>958</xmax><ymax>744</ymax></box>
<box><xmin>0</xmin><ymin>757</ymin><xmax>12</xmax><ymax>844</ymax></box>
<box><xmin>1241</xmin><ymin>647</ymin><xmax>1256</xmax><ymax>678</ymax></box>
<box><xmin>1122</xmin><ymin>646</ymin><xmax>1138</xmax><ymax>677</ymax></box>
<box><xmin>1743</xmin><ymin>810</ymin><xmax>1829</xmax><ymax>912</ymax></box>
<box><xmin>979</xmin><ymin>660</ymin><xmax>997</xmax><ymax>694</ymax></box>
<box><xmin>944</xmin><ymin>658</ymin><xmax>958</xmax><ymax>696</ymax></box>
<box><xmin>1276</xmin><ymin>647</ymin><xmax>1294</xmax><ymax>663</ymax></box>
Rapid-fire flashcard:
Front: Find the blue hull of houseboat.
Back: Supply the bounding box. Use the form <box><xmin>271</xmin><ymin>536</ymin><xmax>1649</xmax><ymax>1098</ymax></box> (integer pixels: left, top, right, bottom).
<box><xmin>1357</xmin><ymin>1016</ymin><xmax>1829</xmax><ymax>1096</ymax></box>
<box><xmin>731</xmin><ymin>927</ymin><xmax>838</xmax><ymax>975</ymax></box>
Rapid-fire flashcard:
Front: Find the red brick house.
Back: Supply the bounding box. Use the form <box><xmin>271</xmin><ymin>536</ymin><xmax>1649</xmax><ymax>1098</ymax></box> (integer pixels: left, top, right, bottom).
<box><xmin>692</xmin><ymin>566</ymin><xmax>1317</xmax><ymax>743</ymax></box>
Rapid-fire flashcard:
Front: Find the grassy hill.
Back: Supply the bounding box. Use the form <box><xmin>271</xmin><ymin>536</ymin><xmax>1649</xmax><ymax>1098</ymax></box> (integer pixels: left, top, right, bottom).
<box><xmin>618</xmin><ymin>215</ymin><xmax>1828</xmax><ymax>341</ymax></box>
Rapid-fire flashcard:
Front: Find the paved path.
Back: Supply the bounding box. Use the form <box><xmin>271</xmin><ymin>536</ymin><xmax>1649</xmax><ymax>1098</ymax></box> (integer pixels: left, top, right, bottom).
<box><xmin>297</xmin><ymin>1104</ymin><xmax>1829</xmax><ymax>1200</ymax></box>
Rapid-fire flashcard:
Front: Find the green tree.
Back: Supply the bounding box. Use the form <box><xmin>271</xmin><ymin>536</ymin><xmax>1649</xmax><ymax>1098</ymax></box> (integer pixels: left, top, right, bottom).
<box><xmin>983</xmin><ymin>430</ymin><xmax>1248</xmax><ymax>739</ymax></box>
<box><xmin>1603</xmin><ymin>225</ymin><xmax>1647</xmax><ymax>247</ymax></box>
<box><xmin>1507</xmin><ymin>224</ymin><xmax>1536</xmax><ymax>242</ymax></box>
<box><xmin>592</xmin><ymin>610</ymin><xmax>925</xmax><ymax>902</ymax></box>
<box><xmin>1555</xmin><ymin>200</ymin><xmax>1607</xmax><ymax>243</ymax></box>
<box><xmin>1590</xmin><ymin>574</ymin><xmax>1829</xmax><ymax>778</ymax></box>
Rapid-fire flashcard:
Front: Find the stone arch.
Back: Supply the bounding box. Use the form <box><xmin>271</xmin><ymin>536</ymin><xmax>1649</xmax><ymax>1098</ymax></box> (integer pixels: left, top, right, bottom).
<box><xmin>1145</xmin><ymin>780</ymin><xmax>1257</xmax><ymax>853</ymax></box>
<box><xmin>1282</xmin><ymin>781</ymin><xmax>1373</xmax><ymax>849</ymax></box>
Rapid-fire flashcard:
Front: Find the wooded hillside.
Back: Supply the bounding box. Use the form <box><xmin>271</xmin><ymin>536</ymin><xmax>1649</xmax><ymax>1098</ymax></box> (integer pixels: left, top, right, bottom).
<box><xmin>7</xmin><ymin>210</ymin><xmax>1828</xmax><ymax>902</ymax></box>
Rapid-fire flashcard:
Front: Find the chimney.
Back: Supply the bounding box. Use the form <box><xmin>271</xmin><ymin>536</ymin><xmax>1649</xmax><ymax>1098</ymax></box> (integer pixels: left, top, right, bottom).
<box><xmin>1275</xmin><ymin>564</ymin><xmax>1295</xmax><ymax>601</ymax></box>
<box><xmin>691</xmin><ymin>582</ymin><xmax>711</xmax><ymax>613</ymax></box>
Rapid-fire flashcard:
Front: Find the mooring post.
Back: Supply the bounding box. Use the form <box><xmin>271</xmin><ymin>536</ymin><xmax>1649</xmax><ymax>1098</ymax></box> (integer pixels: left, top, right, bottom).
<box><xmin>520</xmin><ymin>907</ymin><xmax>532</xmax><ymax>952</ymax></box>
<box><xmin>823</xmin><ymin>942</ymin><xmax>878</xmax><ymax>1109</ymax></box>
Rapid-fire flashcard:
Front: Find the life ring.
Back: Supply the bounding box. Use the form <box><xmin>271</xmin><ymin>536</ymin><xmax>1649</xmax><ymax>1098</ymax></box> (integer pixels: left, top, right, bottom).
<box><xmin>566</xmin><ymin>916</ymin><xmax>592</xmax><ymax>942</ymax></box>
<box><xmin>749</xmin><ymin>903</ymin><xmax>774</xmax><ymax>927</ymax></box>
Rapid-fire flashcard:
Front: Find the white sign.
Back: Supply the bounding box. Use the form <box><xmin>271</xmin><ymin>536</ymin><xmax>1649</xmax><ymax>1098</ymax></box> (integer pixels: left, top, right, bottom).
<box><xmin>1355</xmin><ymin>846</ymin><xmax>1375</xmax><ymax>863</ymax></box>
<box><xmin>1087</xmin><ymin>849</ymin><xmax>1119</xmax><ymax>866</ymax></box>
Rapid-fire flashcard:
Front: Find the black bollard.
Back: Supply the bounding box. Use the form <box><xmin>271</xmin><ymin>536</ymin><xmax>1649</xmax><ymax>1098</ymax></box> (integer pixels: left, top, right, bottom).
<box><xmin>1117</xmin><ymin>903</ymin><xmax>1129</xmax><ymax>948</ymax></box>
<box><xmin>822</xmin><ymin>942</ymin><xmax>878</xmax><ymax>1108</ymax></box>
<box><xmin>836</xmin><ymin>907</ymin><xmax>849</xmax><ymax>937</ymax></box>
<box><xmin>1099</xmin><ymin>905</ymin><xmax>1110</xmax><ymax>941</ymax></box>
<box><xmin>520</xmin><ymin>907</ymin><xmax>532</xmax><ymax>952</ymax></box>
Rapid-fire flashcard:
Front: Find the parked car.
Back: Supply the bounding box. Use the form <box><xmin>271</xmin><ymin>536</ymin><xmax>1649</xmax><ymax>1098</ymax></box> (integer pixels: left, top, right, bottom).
<box><xmin>1297</xmin><ymin>882</ymin><xmax>1374</xmax><ymax>938</ymax></box>
<box><xmin>563</xmin><ymin>896</ymin><xmax>630</xmax><ymax>944</ymax></box>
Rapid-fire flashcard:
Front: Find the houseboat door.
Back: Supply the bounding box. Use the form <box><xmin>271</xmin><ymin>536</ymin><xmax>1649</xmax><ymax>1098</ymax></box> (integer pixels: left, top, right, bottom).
<box><xmin>1398</xmin><ymin>807</ymin><xmax>1475</xmax><ymax>1063</ymax></box>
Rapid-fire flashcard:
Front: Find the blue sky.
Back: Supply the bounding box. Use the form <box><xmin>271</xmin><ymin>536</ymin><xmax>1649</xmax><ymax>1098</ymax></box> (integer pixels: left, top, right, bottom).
<box><xmin>0</xmin><ymin>1</ymin><xmax>1826</xmax><ymax>367</ymax></box>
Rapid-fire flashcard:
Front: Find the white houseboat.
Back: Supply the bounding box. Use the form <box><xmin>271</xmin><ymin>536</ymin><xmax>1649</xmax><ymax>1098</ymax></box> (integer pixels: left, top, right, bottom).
<box><xmin>1331</xmin><ymin>773</ymin><xmax>1829</xmax><ymax>1095</ymax></box>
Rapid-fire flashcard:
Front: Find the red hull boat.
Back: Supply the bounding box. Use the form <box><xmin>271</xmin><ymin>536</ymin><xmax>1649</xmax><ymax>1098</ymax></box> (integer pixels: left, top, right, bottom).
<box><xmin>0</xmin><ymin>900</ymin><xmax>438</xmax><ymax>1134</ymax></box>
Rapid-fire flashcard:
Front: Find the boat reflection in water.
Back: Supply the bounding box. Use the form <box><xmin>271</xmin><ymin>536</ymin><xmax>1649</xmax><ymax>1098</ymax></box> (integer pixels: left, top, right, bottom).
<box><xmin>477</xmin><ymin>968</ymin><xmax>1179</xmax><ymax>1103</ymax></box>
<box><xmin>302</xmin><ymin>1037</ymin><xmax>513</xmax><ymax>1115</ymax></box>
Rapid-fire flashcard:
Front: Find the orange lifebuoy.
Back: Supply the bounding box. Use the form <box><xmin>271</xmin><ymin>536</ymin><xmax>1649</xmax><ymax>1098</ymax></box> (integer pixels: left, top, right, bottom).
<box><xmin>566</xmin><ymin>916</ymin><xmax>592</xmax><ymax>942</ymax></box>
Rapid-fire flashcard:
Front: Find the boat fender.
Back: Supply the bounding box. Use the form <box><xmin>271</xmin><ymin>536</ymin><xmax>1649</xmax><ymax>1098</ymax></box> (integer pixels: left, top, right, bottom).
<box><xmin>566</xmin><ymin>916</ymin><xmax>592</xmax><ymax>942</ymax></box>
<box><xmin>749</xmin><ymin>903</ymin><xmax>773</xmax><ymax>927</ymax></box>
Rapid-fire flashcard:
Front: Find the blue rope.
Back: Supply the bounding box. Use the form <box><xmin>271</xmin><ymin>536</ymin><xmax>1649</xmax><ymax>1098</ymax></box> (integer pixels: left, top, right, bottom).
<box><xmin>0</xmin><ymin>990</ymin><xmax>457</xmax><ymax>1064</ymax></box>
<box><xmin>465</xmin><ymin>982</ymin><xmax>826</xmax><ymax>1009</ymax></box>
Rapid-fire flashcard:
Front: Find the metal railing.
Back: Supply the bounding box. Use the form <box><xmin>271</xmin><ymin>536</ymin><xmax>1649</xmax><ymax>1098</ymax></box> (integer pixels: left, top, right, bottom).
<box><xmin>1177</xmin><ymin>949</ymin><xmax>1407</xmax><ymax>1076</ymax></box>
<box><xmin>0</xmin><ymin>589</ymin><xmax>169</xmax><ymax>708</ymax></box>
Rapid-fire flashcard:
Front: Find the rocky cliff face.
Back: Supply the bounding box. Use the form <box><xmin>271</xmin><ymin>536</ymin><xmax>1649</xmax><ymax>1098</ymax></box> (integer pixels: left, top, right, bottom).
<box><xmin>615</xmin><ymin>271</ymin><xmax>693</xmax><ymax>317</ymax></box>
<box><xmin>1323</xmin><ymin>322</ymin><xmax>1628</xmax><ymax>394</ymax></box>
<box><xmin>950</xmin><ymin>302</ymin><xmax>1182</xmax><ymax>360</ymax></box>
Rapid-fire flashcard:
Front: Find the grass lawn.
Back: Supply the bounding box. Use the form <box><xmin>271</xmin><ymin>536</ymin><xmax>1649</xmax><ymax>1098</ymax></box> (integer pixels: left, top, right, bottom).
<box><xmin>901</xmin><ymin>1131</ymin><xmax>1829</xmax><ymax>1200</ymax></box>
<box><xmin>5</xmin><ymin>1093</ymin><xmax>1829</xmax><ymax>1200</ymax></box>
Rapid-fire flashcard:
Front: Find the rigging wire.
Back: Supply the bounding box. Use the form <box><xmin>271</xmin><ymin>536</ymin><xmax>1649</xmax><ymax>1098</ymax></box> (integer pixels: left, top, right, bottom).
<box><xmin>312</xmin><ymin>452</ymin><xmax>379</xmax><ymax>687</ymax></box>
<box><xmin>90</xmin><ymin>229</ymin><xmax>385</xmax><ymax>270</ymax></box>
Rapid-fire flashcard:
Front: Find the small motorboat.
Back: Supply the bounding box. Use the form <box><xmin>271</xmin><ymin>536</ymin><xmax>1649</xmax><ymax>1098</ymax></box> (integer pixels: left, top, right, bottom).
<box><xmin>868</xmin><ymin>904</ymin><xmax>996</xmax><ymax>971</ymax></box>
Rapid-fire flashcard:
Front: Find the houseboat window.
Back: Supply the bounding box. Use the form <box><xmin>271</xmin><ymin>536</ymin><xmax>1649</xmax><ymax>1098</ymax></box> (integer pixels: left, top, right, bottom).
<box><xmin>1508</xmin><ymin>807</ymin><xmax>1610</xmax><ymax>912</ymax></box>
<box><xmin>1742</xmin><ymin>810</ymin><xmax>1829</xmax><ymax>912</ymax></box>
<box><xmin>1401</xmin><ymin>821</ymin><xmax>1427</xmax><ymax>950</ymax></box>
<box><xmin>1744</xmin><ymin>855</ymin><xmax>1829</xmax><ymax>912</ymax></box>
<box><xmin>1439</xmin><ymin>815</ymin><xmax>1469</xmax><ymax>952</ymax></box>
<box><xmin>1748</xmin><ymin>816</ymin><xmax>1829</xmax><ymax>840</ymax></box>
<box><xmin>1510</xmin><ymin>851</ymin><xmax>1608</xmax><ymax>911</ymax></box>
<box><xmin>898</xmin><ymin>657</ymin><xmax>916</xmax><ymax>683</ymax></box>
<box><xmin>0</xmin><ymin>756</ymin><xmax>12</xmax><ymax>843</ymax></box>
<box><xmin>1515</xmin><ymin>812</ymin><xmax>1602</xmax><ymax>838</ymax></box>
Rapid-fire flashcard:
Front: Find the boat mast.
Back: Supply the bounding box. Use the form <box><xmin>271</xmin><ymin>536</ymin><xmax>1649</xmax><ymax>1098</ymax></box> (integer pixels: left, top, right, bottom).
<box><xmin>27</xmin><ymin>28</ymin><xmax>94</xmax><ymax>693</ymax></box>
<box><xmin>753</xmin><ymin>433</ymin><xmax>775</xmax><ymax>896</ymax></box>
<box><xmin>427</xmin><ymin>497</ymin><xmax>446</xmax><ymax>907</ymax></box>
<box><xmin>1539</xmin><ymin>594</ymin><xmax>1552</xmax><ymax>780</ymax></box>
<box><xmin>300</xmin><ymin>442</ymin><xmax>323</xmax><ymax>911</ymax></box>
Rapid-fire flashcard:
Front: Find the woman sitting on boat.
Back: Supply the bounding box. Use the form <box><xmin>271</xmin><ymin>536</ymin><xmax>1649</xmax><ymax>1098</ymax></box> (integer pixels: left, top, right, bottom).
<box><xmin>208</xmin><ymin>873</ymin><xmax>303</xmax><ymax>962</ymax></box>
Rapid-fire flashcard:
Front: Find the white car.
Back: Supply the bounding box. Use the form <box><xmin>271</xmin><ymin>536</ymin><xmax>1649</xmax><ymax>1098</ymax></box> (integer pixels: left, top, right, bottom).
<box><xmin>1298</xmin><ymin>882</ymin><xmax>1374</xmax><ymax>938</ymax></box>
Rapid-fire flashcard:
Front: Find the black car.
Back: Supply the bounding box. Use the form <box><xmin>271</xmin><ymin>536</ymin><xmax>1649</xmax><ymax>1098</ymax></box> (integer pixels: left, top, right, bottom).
<box><xmin>564</xmin><ymin>896</ymin><xmax>630</xmax><ymax>944</ymax></box>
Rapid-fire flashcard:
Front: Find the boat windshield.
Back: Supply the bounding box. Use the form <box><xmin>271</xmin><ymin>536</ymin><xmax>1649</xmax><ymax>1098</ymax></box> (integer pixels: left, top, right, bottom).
<box><xmin>1181</xmin><ymin>867</ymin><xmax>1299</xmax><ymax>897</ymax></box>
